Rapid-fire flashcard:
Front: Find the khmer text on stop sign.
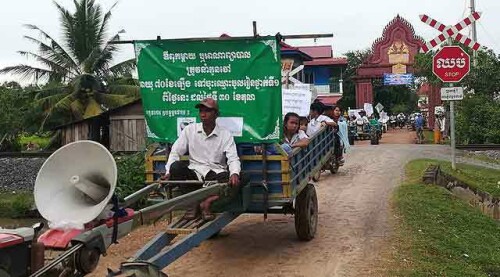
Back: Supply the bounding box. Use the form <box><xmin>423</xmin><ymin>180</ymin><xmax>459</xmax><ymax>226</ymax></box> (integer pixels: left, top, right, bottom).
<box><xmin>432</xmin><ymin>46</ymin><xmax>470</xmax><ymax>83</ymax></box>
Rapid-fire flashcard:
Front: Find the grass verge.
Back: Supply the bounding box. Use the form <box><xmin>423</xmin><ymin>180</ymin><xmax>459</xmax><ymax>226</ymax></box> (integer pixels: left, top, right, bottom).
<box><xmin>422</xmin><ymin>130</ymin><xmax>434</xmax><ymax>144</ymax></box>
<box><xmin>17</xmin><ymin>134</ymin><xmax>51</xmax><ymax>150</ymax></box>
<box><xmin>0</xmin><ymin>192</ymin><xmax>34</xmax><ymax>218</ymax></box>
<box><xmin>437</xmin><ymin>160</ymin><xmax>500</xmax><ymax>198</ymax></box>
<box><xmin>390</xmin><ymin>159</ymin><xmax>500</xmax><ymax>276</ymax></box>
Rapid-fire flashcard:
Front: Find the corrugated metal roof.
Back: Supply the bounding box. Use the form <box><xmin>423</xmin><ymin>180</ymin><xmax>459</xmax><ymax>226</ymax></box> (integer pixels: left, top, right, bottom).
<box><xmin>298</xmin><ymin>46</ymin><xmax>332</xmax><ymax>58</ymax></box>
<box><xmin>316</xmin><ymin>95</ymin><xmax>343</xmax><ymax>105</ymax></box>
<box><xmin>304</xmin><ymin>57</ymin><xmax>348</xmax><ymax>66</ymax></box>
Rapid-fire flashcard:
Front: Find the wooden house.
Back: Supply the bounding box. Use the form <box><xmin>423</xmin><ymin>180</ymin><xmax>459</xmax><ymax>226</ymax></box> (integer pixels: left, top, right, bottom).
<box><xmin>54</xmin><ymin>99</ymin><xmax>146</xmax><ymax>152</ymax></box>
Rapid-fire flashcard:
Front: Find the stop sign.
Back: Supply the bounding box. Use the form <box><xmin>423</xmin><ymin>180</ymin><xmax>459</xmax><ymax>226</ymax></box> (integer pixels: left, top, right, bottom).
<box><xmin>433</xmin><ymin>46</ymin><xmax>470</xmax><ymax>83</ymax></box>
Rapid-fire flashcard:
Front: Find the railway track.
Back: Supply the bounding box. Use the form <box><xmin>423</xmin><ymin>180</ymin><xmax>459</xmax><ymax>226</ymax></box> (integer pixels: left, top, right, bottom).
<box><xmin>0</xmin><ymin>151</ymin><xmax>54</xmax><ymax>158</ymax></box>
<box><xmin>456</xmin><ymin>144</ymin><xmax>500</xmax><ymax>151</ymax></box>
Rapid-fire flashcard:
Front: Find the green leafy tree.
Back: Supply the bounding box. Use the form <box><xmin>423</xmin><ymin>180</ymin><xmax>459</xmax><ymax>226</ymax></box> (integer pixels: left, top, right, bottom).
<box><xmin>373</xmin><ymin>79</ymin><xmax>418</xmax><ymax>114</ymax></box>
<box><xmin>0</xmin><ymin>0</ymin><xmax>139</xmax><ymax>129</ymax></box>
<box><xmin>461</xmin><ymin>49</ymin><xmax>500</xmax><ymax>98</ymax></box>
<box><xmin>0</xmin><ymin>83</ymin><xmax>29</xmax><ymax>150</ymax></box>
<box><xmin>338</xmin><ymin>49</ymin><xmax>418</xmax><ymax>114</ymax></box>
<box><xmin>414</xmin><ymin>52</ymin><xmax>441</xmax><ymax>84</ymax></box>
<box><xmin>337</xmin><ymin>49</ymin><xmax>372</xmax><ymax>109</ymax></box>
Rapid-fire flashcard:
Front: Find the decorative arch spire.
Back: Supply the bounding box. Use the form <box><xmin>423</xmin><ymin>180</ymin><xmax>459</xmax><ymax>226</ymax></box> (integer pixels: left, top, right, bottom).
<box><xmin>367</xmin><ymin>15</ymin><xmax>425</xmax><ymax>64</ymax></box>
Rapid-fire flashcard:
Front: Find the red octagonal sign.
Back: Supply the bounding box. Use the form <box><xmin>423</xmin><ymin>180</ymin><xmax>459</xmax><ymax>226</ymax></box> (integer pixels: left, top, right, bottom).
<box><xmin>433</xmin><ymin>46</ymin><xmax>470</xmax><ymax>83</ymax></box>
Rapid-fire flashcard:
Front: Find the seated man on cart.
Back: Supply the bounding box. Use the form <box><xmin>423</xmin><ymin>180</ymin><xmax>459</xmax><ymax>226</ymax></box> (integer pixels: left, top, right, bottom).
<box><xmin>162</xmin><ymin>98</ymin><xmax>241</xmax><ymax>220</ymax></box>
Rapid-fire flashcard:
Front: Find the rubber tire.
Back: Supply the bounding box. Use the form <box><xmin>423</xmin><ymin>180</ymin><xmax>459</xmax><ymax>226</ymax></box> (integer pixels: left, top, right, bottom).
<box><xmin>348</xmin><ymin>136</ymin><xmax>355</xmax><ymax>145</ymax></box>
<box><xmin>75</xmin><ymin>247</ymin><xmax>100</xmax><ymax>274</ymax></box>
<box><xmin>371</xmin><ymin>135</ymin><xmax>379</xmax><ymax>145</ymax></box>
<box><xmin>295</xmin><ymin>184</ymin><xmax>318</xmax><ymax>241</ymax></box>
<box><xmin>329</xmin><ymin>162</ymin><xmax>339</xmax><ymax>174</ymax></box>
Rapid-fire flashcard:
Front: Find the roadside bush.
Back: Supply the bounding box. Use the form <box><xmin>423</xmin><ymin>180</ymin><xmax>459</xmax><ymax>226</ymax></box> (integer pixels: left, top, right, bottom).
<box><xmin>0</xmin><ymin>193</ymin><xmax>34</xmax><ymax>218</ymax></box>
<box><xmin>18</xmin><ymin>133</ymin><xmax>52</xmax><ymax>150</ymax></box>
<box><xmin>115</xmin><ymin>152</ymin><xmax>146</xmax><ymax>207</ymax></box>
<box><xmin>456</xmin><ymin>95</ymin><xmax>500</xmax><ymax>144</ymax></box>
<box><xmin>11</xmin><ymin>194</ymin><xmax>34</xmax><ymax>218</ymax></box>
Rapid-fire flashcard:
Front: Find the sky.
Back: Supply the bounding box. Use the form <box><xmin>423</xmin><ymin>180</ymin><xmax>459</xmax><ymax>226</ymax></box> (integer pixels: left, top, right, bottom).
<box><xmin>1</xmin><ymin>0</ymin><xmax>499</xmax><ymax>84</ymax></box>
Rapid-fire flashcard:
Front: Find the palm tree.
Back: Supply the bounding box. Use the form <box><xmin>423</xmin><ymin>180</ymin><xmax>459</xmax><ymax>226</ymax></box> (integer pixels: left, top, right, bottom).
<box><xmin>0</xmin><ymin>0</ymin><xmax>139</xmax><ymax>128</ymax></box>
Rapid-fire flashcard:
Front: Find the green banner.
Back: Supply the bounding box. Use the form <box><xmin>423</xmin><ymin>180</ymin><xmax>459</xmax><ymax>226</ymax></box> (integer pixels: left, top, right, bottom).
<box><xmin>134</xmin><ymin>37</ymin><xmax>282</xmax><ymax>143</ymax></box>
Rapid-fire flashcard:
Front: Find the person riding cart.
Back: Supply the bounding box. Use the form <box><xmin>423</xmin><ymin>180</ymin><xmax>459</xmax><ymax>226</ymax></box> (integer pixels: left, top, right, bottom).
<box><xmin>162</xmin><ymin>98</ymin><xmax>243</xmax><ymax>220</ymax></box>
<box><xmin>306</xmin><ymin>102</ymin><xmax>336</xmax><ymax>137</ymax></box>
<box><xmin>324</xmin><ymin>105</ymin><xmax>350</xmax><ymax>166</ymax></box>
<box><xmin>282</xmin><ymin>112</ymin><xmax>310</xmax><ymax>154</ymax></box>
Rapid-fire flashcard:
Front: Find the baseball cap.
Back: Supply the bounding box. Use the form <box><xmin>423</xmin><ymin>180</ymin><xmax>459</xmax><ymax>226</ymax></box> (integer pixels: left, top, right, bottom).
<box><xmin>194</xmin><ymin>98</ymin><xmax>219</xmax><ymax>111</ymax></box>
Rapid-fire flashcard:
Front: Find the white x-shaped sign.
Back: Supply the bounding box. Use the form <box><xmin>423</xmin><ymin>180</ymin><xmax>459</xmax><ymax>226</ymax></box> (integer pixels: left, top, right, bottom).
<box><xmin>282</xmin><ymin>64</ymin><xmax>304</xmax><ymax>84</ymax></box>
<box><xmin>420</xmin><ymin>12</ymin><xmax>482</xmax><ymax>53</ymax></box>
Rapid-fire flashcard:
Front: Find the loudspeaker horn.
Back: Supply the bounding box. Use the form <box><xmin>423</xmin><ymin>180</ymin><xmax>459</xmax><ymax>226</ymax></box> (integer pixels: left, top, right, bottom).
<box><xmin>34</xmin><ymin>140</ymin><xmax>117</xmax><ymax>228</ymax></box>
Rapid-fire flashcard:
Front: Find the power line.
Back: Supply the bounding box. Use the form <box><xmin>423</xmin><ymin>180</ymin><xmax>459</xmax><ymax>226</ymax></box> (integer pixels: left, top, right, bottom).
<box><xmin>478</xmin><ymin>22</ymin><xmax>500</xmax><ymax>51</ymax></box>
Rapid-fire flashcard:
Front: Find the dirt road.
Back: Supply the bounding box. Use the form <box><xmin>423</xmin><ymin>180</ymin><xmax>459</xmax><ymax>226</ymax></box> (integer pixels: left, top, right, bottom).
<box><xmin>92</xmin><ymin>130</ymin><xmax>488</xmax><ymax>277</ymax></box>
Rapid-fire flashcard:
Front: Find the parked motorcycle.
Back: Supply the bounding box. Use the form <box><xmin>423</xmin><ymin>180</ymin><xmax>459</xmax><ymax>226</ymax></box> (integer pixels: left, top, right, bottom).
<box><xmin>396</xmin><ymin>114</ymin><xmax>406</xmax><ymax>129</ymax></box>
<box><xmin>389</xmin><ymin>115</ymin><xmax>397</xmax><ymax>129</ymax></box>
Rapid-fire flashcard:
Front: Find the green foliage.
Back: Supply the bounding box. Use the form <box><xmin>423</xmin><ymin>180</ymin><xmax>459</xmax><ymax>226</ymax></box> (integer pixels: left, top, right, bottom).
<box><xmin>0</xmin><ymin>82</ymin><xmax>60</xmax><ymax>151</ymax></box>
<box><xmin>438</xmin><ymin>159</ymin><xmax>500</xmax><ymax>198</ymax></box>
<box><xmin>0</xmin><ymin>0</ymin><xmax>139</xmax><ymax>129</ymax></box>
<box><xmin>0</xmin><ymin>193</ymin><xmax>34</xmax><ymax>218</ymax></box>
<box><xmin>462</xmin><ymin>49</ymin><xmax>500</xmax><ymax>98</ymax></box>
<box><xmin>456</xmin><ymin>95</ymin><xmax>500</xmax><ymax>144</ymax></box>
<box><xmin>337</xmin><ymin>49</ymin><xmax>372</xmax><ymax>109</ymax></box>
<box><xmin>337</xmin><ymin>49</ymin><xmax>419</xmax><ymax>113</ymax></box>
<box><xmin>18</xmin><ymin>134</ymin><xmax>52</xmax><ymax>150</ymax></box>
<box><xmin>11</xmin><ymin>194</ymin><xmax>34</xmax><ymax>218</ymax></box>
<box><xmin>392</xmin><ymin>159</ymin><xmax>500</xmax><ymax>276</ymax></box>
<box><xmin>115</xmin><ymin>152</ymin><xmax>146</xmax><ymax>206</ymax></box>
<box><xmin>414</xmin><ymin>52</ymin><xmax>441</xmax><ymax>84</ymax></box>
<box><xmin>0</xmin><ymin>84</ymin><xmax>31</xmax><ymax>151</ymax></box>
<box><xmin>373</xmin><ymin>79</ymin><xmax>418</xmax><ymax>114</ymax></box>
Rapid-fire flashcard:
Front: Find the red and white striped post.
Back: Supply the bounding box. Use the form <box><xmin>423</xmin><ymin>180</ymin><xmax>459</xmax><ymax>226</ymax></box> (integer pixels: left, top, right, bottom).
<box><xmin>419</xmin><ymin>12</ymin><xmax>482</xmax><ymax>53</ymax></box>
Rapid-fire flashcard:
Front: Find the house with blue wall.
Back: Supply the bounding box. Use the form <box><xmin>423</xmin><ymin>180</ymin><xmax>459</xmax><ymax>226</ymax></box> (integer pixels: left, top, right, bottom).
<box><xmin>297</xmin><ymin>46</ymin><xmax>347</xmax><ymax>105</ymax></box>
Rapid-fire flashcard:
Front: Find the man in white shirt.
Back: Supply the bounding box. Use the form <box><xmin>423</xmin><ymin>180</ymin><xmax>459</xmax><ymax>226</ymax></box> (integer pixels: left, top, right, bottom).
<box><xmin>162</xmin><ymin>98</ymin><xmax>241</xmax><ymax>220</ymax></box>
<box><xmin>306</xmin><ymin>102</ymin><xmax>337</xmax><ymax>137</ymax></box>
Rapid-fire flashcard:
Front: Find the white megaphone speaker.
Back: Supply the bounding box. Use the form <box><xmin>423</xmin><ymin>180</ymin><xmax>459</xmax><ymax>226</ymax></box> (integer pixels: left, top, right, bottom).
<box><xmin>35</xmin><ymin>140</ymin><xmax>117</xmax><ymax>229</ymax></box>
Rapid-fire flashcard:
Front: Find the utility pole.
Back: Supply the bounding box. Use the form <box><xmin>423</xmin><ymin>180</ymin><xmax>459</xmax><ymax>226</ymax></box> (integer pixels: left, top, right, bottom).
<box><xmin>470</xmin><ymin>0</ymin><xmax>478</xmax><ymax>66</ymax></box>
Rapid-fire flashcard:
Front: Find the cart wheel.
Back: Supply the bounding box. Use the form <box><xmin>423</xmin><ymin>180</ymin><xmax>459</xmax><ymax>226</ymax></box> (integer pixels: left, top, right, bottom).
<box><xmin>370</xmin><ymin>135</ymin><xmax>379</xmax><ymax>145</ymax></box>
<box><xmin>295</xmin><ymin>184</ymin><xmax>318</xmax><ymax>241</ymax></box>
<box><xmin>329</xmin><ymin>161</ymin><xmax>339</xmax><ymax>174</ymax></box>
<box><xmin>312</xmin><ymin>171</ymin><xmax>321</xmax><ymax>182</ymax></box>
<box><xmin>75</xmin><ymin>246</ymin><xmax>100</xmax><ymax>274</ymax></box>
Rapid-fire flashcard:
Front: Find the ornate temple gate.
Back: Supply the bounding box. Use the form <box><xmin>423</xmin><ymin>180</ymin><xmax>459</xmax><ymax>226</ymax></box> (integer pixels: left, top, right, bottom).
<box><xmin>354</xmin><ymin>15</ymin><xmax>425</xmax><ymax>108</ymax></box>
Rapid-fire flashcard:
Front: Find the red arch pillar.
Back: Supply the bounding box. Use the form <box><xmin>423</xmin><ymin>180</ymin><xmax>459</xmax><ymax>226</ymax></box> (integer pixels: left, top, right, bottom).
<box><xmin>355</xmin><ymin>79</ymin><xmax>373</xmax><ymax>108</ymax></box>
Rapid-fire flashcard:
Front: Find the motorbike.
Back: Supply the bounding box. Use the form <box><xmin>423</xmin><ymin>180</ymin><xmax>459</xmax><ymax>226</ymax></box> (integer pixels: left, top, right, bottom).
<box><xmin>408</xmin><ymin>114</ymin><xmax>416</xmax><ymax>131</ymax></box>
<box><xmin>389</xmin><ymin>116</ymin><xmax>397</xmax><ymax>129</ymax></box>
<box><xmin>378</xmin><ymin>118</ymin><xmax>388</xmax><ymax>133</ymax></box>
<box><xmin>397</xmin><ymin>116</ymin><xmax>406</xmax><ymax>129</ymax></box>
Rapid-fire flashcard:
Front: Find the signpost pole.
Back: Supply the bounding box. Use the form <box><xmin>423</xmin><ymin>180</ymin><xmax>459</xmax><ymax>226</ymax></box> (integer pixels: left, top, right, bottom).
<box><xmin>447</xmin><ymin>38</ymin><xmax>457</xmax><ymax>170</ymax></box>
<box><xmin>450</xmin><ymin>91</ymin><xmax>456</xmax><ymax>170</ymax></box>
